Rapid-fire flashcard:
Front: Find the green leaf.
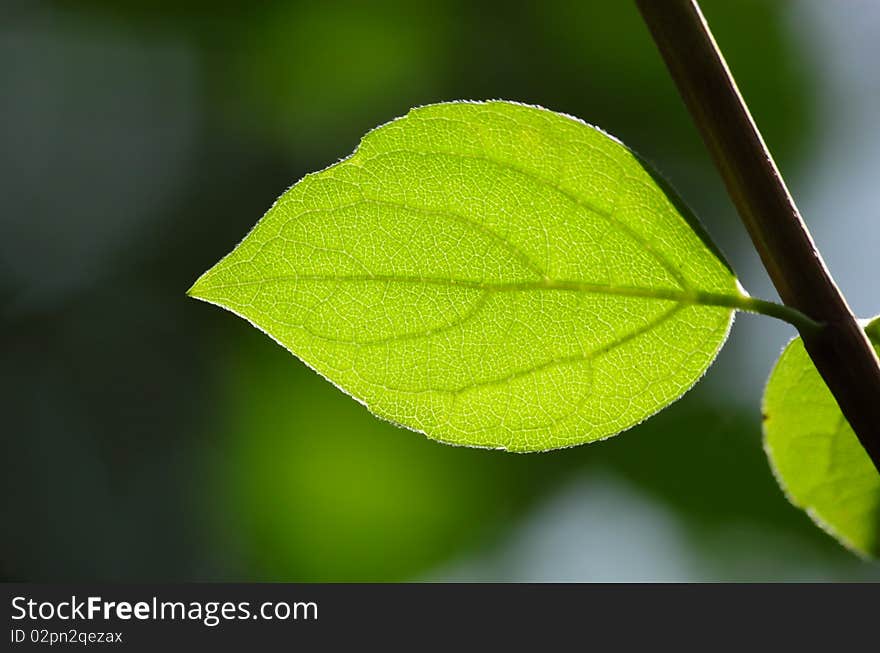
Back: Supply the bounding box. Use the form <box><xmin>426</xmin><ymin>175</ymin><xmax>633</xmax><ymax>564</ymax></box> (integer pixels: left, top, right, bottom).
<box><xmin>189</xmin><ymin>100</ymin><xmax>739</xmax><ymax>451</ymax></box>
<box><xmin>763</xmin><ymin>317</ymin><xmax>880</xmax><ymax>558</ymax></box>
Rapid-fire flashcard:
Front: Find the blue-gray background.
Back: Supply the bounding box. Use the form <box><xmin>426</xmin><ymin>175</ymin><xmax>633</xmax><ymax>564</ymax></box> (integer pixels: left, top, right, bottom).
<box><xmin>2</xmin><ymin>0</ymin><xmax>878</xmax><ymax>581</ymax></box>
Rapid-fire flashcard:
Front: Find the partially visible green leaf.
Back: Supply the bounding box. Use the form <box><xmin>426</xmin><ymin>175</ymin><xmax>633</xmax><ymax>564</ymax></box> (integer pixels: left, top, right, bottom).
<box><xmin>189</xmin><ymin>100</ymin><xmax>739</xmax><ymax>451</ymax></box>
<box><xmin>763</xmin><ymin>318</ymin><xmax>880</xmax><ymax>558</ymax></box>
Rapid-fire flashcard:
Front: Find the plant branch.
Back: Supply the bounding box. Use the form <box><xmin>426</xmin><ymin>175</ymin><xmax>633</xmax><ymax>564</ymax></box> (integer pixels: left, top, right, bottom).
<box><xmin>635</xmin><ymin>0</ymin><xmax>880</xmax><ymax>472</ymax></box>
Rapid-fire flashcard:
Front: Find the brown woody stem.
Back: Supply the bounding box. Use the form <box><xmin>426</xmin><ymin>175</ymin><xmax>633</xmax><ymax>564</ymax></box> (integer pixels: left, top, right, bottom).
<box><xmin>635</xmin><ymin>0</ymin><xmax>880</xmax><ymax>472</ymax></box>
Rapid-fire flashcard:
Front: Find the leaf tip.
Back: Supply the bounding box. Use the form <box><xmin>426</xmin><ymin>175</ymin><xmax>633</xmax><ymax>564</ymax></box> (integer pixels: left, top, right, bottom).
<box><xmin>185</xmin><ymin>273</ymin><xmax>210</xmax><ymax>301</ymax></box>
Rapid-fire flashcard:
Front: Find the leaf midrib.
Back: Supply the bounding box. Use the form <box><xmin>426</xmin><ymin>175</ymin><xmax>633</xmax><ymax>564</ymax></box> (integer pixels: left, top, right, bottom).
<box><xmin>199</xmin><ymin>273</ymin><xmax>743</xmax><ymax>311</ymax></box>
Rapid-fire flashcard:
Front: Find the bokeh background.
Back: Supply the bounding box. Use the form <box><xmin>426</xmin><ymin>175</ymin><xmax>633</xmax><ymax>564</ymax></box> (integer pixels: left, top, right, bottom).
<box><xmin>2</xmin><ymin>0</ymin><xmax>879</xmax><ymax>581</ymax></box>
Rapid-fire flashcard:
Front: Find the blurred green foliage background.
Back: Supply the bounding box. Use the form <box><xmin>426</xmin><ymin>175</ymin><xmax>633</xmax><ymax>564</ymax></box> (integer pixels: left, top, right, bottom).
<box><xmin>2</xmin><ymin>0</ymin><xmax>878</xmax><ymax>581</ymax></box>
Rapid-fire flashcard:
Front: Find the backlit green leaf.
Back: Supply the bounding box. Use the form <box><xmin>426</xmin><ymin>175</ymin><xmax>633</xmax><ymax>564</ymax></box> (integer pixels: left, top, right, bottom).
<box><xmin>189</xmin><ymin>101</ymin><xmax>739</xmax><ymax>451</ymax></box>
<box><xmin>763</xmin><ymin>317</ymin><xmax>880</xmax><ymax>558</ymax></box>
